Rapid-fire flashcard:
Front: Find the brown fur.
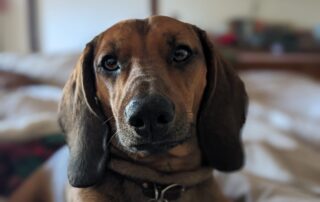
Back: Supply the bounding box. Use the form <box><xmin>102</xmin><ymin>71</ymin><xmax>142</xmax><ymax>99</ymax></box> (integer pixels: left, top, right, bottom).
<box><xmin>9</xmin><ymin>16</ymin><xmax>247</xmax><ymax>202</ymax></box>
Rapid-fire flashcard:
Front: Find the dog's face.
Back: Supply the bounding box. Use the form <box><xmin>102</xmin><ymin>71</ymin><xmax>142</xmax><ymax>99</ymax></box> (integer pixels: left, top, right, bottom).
<box><xmin>59</xmin><ymin>16</ymin><xmax>248</xmax><ymax>188</ymax></box>
<box><xmin>94</xmin><ymin>16</ymin><xmax>206</xmax><ymax>155</ymax></box>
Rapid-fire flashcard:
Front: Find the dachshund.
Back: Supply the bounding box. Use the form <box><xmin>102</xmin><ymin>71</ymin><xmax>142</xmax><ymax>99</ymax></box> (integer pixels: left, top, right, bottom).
<box><xmin>9</xmin><ymin>15</ymin><xmax>247</xmax><ymax>202</ymax></box>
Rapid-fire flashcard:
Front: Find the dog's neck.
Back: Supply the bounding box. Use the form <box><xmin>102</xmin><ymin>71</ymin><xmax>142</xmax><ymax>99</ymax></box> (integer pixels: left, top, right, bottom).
<box><xmin>108</xmin><ymin>157</ymin><xmax>213</xmax><ymax>187</ymax></box>
<box><xmin>107</xmin><ymin>136</ymin><xmax>213</xmax><ymax>201</ymax></box>
<box><xmin>110</xmin><ymin>135</ymin><xmax>202</xmax><ymax>173</ymax></box>
<box><xmin>107</xmin><ymin>157</ymin><xmax>213</xmax><ymax>202</ymax></box>
<box><xmin>108</xmin><ymin>148</ymin><xmax>213</xmax><ymax>202</ymax></box>
<box><xmin>69</xmin><ymin>137</ymin><xmax>217</xmax><ymax>202</ymax></box>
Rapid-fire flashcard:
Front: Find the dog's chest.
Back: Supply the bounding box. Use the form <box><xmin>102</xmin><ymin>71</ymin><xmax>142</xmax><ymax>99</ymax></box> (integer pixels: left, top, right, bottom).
<box><xmin>67</xmin><ymin>175</ymin><xmax>225</xmax><ymax>202</ymax></box>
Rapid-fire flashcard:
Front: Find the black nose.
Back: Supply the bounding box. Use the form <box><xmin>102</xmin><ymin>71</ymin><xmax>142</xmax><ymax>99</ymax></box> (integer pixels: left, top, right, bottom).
<box><xmin>125</xmin><ymin>95</ymin><xmax>175</xmax><ymax>138</ymax></box>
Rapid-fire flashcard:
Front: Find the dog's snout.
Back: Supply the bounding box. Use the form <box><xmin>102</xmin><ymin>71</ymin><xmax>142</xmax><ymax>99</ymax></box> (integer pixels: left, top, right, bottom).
<box><xmin>125</xmin><ymin>95</ymin><xmax>175</xmax><ymax>138</ymax></box>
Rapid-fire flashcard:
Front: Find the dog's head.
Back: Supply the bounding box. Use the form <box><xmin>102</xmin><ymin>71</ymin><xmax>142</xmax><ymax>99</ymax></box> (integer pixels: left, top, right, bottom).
<box><xmin>58</xmin><ymin>16</ymin><xmax>248</xmax><ymax>188</ymax></box>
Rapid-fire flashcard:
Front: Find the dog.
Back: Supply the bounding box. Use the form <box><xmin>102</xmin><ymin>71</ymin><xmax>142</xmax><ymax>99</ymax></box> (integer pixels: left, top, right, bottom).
<box><xmin>9</xmin><ymin>16</ymin><xmax>248</xmax><ymax>202</ymax></box>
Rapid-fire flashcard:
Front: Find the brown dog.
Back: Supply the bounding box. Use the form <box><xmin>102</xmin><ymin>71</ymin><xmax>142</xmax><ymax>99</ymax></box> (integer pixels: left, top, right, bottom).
<box><xmin>9</xmin><ymin>16</ymin><xmax>247</xmax><ymax>202</ymax></box>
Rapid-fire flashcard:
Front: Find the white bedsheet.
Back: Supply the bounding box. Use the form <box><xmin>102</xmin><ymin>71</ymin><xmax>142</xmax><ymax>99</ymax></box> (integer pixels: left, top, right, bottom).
<box><xmin>217</xmin><ymin>71</ymin><xmax>320</xmax><ymax>202</ymax></box>
<box><xmin>0</xmin><ymin>85</ymin><xmax>62</xmax><ymax>142</ymax></box>
<box><xmin>0</xmin><ymin>53</ymin><xmax>77</xmax><ymax>141</ymax></box>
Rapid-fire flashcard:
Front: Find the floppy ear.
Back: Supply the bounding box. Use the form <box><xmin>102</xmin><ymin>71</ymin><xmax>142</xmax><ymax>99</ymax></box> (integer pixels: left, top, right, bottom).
<box><xmin>195</xmin><ymin>27</ymin><xmax>248</xmax><ymax>172</ymax></box>
<box><xmin>58</xmin><ymin>38</ymin><xmax>109</xmax><ymax>187</ymax></box>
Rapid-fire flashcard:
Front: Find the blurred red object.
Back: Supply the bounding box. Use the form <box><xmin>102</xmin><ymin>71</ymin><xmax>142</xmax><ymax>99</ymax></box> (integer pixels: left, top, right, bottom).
<box><xmin>0</xmin><ymin>0</ymin><xmax>9</xmax><ymax>13</ymax></box>
<box><xmin>216</xmin><ymin>33</ymin><xmax>237</xmax><ymax>46</ymax></box>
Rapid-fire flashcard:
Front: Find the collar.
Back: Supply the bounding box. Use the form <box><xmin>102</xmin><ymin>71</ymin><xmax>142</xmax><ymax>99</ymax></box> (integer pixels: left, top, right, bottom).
<box><xmin>108</xmin><ymin>159</ymin><xmax>213</xmax><ymax>201</ymax></box>
<box><xmin>127</xmin><ymin>177</ymin><xmax>186</xmax><ymax>202</ymax></box>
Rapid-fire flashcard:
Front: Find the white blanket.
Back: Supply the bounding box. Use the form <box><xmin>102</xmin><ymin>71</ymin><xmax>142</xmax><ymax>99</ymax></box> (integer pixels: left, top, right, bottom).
<box><xmin>0</xmin><ymin>53</ymin><xmax>78</xmax><ymax>142</ymax></box>
<box><xmin>0</xmin><ymin>85</ymin><xmax>62</xmax><ymax>142</ymax></box>
<box><xmin>217</xmin><ymin>71</ymin><xmax>320</xmax><ymax>202</ymax></box>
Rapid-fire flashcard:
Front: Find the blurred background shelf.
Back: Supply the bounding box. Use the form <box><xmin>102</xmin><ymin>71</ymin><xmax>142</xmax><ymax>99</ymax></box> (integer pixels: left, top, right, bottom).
<box><xmin>233</xmin><ymin>51</ymin><xmax>320</xmax><ymax>78</ymax></box>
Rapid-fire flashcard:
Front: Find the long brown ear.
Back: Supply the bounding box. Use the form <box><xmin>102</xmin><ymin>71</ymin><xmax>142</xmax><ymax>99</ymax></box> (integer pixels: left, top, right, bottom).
<box><xmin>195</xmin><ymin>27</ymin><xmax>248</xmax><ymax>172</ymax></box>
<box><xmin>58</xmin><ymin>38</ymin><xmax>109</xmax><ymax>187</ymax></box>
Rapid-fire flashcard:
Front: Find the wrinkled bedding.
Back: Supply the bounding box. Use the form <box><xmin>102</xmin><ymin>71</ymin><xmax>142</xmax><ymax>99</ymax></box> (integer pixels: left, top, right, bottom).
<box><xmin>0</xmin><ymin>53</ymin><xmax>77</xmax><ymax>142</ymax></box>
<box><xmin>217</xmin><ymin>71</ymin><xmax>320</xmax><ymax>202</ymax></box>
<box><xmin>0</xmin><ymin>53</ymin><xmax>320</xmax><ymax>201</ymax></box>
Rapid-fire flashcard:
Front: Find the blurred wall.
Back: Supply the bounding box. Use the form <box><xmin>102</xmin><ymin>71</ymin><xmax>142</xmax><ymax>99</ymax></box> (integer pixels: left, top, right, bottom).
<box><xmin>36</xmin><ymin>0</ymin><xmax>150</xmax><ymax>53</ymax></box>
<box><xmin>258</xmin><ymin>0</ymin><xmax>320</xmax><ymax>28</ymax></box>
<box><xmin>161</xmin><ymin>0</ymin><xmax>253</xmax><ymax>33</ymax></box>
<box><xmin>1</xmin><ymin>0</ymin><xmax>319</xmax><ymax>53</ymax></box>
<box><xmin>160</xmin><ymin>0</ymin><xmax>320</xmax><ymax>33</ymax></box>
<box><xmin>0</xmin><ymin>12</ymin><xmax>3</xmax><ymax>51</ymax></box>
<box><xmin>0</xmin><ymin>0</ymin><xmax>30</xmax><ymax>52</ymax></box>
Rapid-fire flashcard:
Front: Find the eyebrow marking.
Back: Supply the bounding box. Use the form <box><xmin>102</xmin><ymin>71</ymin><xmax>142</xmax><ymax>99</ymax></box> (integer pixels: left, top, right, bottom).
<box><xmin>108</xmin><ymin>41</ymin><xmax>117</xmax><ymax>52</ymax></box>
<box><xmin>135</xmin><ymin>19</ymin><xmax>150</xmax><ymax>36</ymax></box>
<box><xmin>162</xmin><ymin>31</ymin><xmax>185</xmax><ymax>48</ymax></box>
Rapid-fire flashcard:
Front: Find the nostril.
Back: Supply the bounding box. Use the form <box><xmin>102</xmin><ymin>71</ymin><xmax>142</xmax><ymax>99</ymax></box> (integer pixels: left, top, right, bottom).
<box><xmin>157</xmin><ymin>113</ymin><xmax>173</xmax><ymax>125</ymax></box>
<box><xmin>129</xmin><ymin>116</ymin><xmax>145</xmax><ymax>128</ymax></box>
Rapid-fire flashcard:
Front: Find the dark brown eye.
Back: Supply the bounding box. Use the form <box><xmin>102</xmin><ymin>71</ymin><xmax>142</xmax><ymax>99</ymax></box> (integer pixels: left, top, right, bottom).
<box><xmin>172</xmin><ymin>46</ymin><xmax>192</xmax><ymax>63</ymax></box>
<box><xmin>101</xmin><ymin>55</ymin><xmax>119</xmax><ymax>71</ymax></box>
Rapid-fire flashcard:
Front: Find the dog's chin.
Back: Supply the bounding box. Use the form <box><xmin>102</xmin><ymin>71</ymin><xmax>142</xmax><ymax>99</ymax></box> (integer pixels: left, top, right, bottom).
<box><xmin>130</xmin><ymin>139</ymin><xmax>187</xmax><ymax>155</ymax></box>
<box><xmin>117</xmin><ymin>135</ymin><xmax>191</xmax><ymax>157</ymax></box>
<box><xmin>115</xmin><ymin>121</ymin><xmax>193</xmax><ymax>156</ymax></box>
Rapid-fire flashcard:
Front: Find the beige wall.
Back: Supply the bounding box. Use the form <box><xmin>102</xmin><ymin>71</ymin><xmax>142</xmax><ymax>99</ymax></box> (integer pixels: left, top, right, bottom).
<box><xmin>0</xmin><ymin>0</ymin><xmax>30</xmax><ymax>52</ymax></box>
<box><xmin>36</xmin><ymin>0</ymin><xmax>150</xmax><ymax>53</ymax></box>
<box><xmin>1</xmin><ymin>0</ymin><xmax>319</xmax><ymax>53</ymax></box>
<box><xmin>0</xmin><ymin>13</ymin><xmax>4</xmax><ymax>51</ymax></box>
<box><xmin>258</xmin><ymin>0</ymin><xmax>320</xmax><ymax>28</ymax></box>
<box><xmin>0</xmin><ymin>0</ymin><xmax>150</xmax><ymax>53</ymax></box>
<box><xmin>160</xmin><ymin>0</ymin><xmax>320</xmax><ymax>33</ymax></box>
<box><xmin>160</xmin><ymin>0</ymin><xmax>253</xmax><ymax>33</ymax></box>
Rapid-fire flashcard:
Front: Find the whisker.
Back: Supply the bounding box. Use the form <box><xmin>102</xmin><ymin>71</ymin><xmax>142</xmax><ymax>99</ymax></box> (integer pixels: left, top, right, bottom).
<box><xmin>107</xmin><ymin>130</ymin><xmax>120</xmax><ymax>147</ymax></box>
<box><xmin>103</xmin><ymin>116</ymin><xmax>115</xmax><ymax>125</ymax></box>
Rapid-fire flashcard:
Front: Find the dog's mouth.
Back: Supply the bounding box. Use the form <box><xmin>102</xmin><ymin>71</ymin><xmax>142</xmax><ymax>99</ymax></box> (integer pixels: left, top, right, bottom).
<box><xmin>112</xmin><ymin>125</ymin><xmax>192</xmax><ymax>156</ymax></box>
<box><xmin>130</xmin><ymin>138</ymin><xmax>188</xmax><ymax>154</ymax></box>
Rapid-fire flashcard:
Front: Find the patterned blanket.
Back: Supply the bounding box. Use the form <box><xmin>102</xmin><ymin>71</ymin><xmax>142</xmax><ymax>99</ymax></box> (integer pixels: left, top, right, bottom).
<box><xmin>0</xmin><ymin>135</ymin><xmax>65</xmax><ymax>196</ymax></box>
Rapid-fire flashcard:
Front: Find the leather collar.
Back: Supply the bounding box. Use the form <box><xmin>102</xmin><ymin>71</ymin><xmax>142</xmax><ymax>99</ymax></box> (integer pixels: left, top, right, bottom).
<box><xmin>108</xmin><ymin>159</ymin><xmax>213</xmax><ymax>201</ymax></box>
<box><xmin>127</xmin><ymin>178</ymin><xmax>186</xmax><ymax>202</ymax></box>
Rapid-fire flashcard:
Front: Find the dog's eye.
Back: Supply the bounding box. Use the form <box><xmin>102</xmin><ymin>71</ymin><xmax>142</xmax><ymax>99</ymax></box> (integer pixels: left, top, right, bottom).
<box><xmin>101</xmin><ymin>55</ymin><xmax>119</xmax><ymax>71</ymax></box>
<box><xmin>172</xmin><ymin>46</ymin><xmax>192</xmax><ymax>63</ymax></box>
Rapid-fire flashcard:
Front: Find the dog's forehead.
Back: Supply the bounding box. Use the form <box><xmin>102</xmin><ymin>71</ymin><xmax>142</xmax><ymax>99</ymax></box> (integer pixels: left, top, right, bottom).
<box><xmin>98</xmin><ymin>16</ymin><xmax>198</xmax><ymax>48</ymax></box>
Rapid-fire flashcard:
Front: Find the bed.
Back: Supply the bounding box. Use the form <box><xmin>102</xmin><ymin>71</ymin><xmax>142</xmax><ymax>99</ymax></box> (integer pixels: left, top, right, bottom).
<box><xmin>0</xmin><ymin>52</ymin><xmax>319</xmax><ymax>202</ymax></box>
